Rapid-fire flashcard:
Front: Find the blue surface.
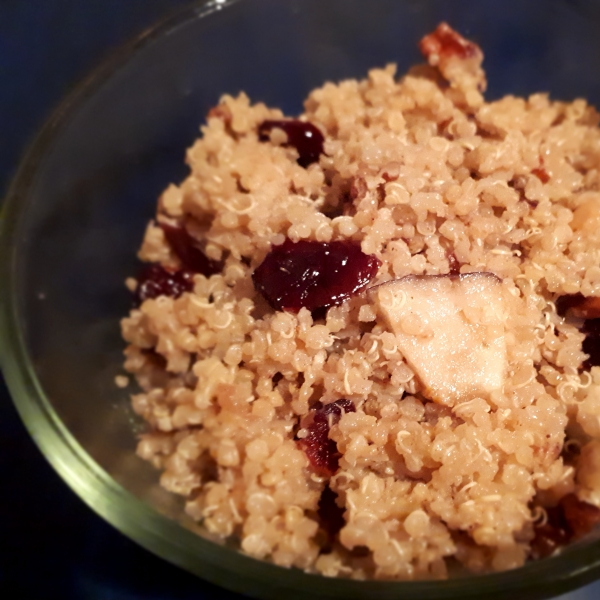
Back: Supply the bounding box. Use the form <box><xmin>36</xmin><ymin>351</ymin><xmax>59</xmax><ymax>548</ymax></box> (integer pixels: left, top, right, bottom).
<box><xmin>1</xmin><ymin>1</ymin><xmax>600</xmax><ymax>599</ymax></box>
<box><xmin>0</xmin><ymin>3</ymin><xmax>242</xmax><ymax>598</ymax></box>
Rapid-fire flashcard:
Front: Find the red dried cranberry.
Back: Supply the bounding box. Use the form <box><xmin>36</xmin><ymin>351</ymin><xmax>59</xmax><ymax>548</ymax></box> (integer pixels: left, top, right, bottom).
<box><xmin>556</xmin><ymin>295</ymin><xmax>600</xmax><ymax>369</ymax></box>
<box><xmin>531</xmin><ymin>521</ymin><xmax>570</xmax><ymax>560</ymax></box>
<box><xmin>560</xmin><ymin>493</ymin><xmax>600</xmax><ymax>540</ymax></box>
<box><xmin>581</xmin><ymin>302</ymin><xmax>600</xmax><ymax>324</ymax></box>
<box><xmin>531</xmin><ymin>504</ymin><xmax>570</xmax><ymax>560</ymax></box>
<box><xmin>258</xmin><ymin>120</ymin><xmax>324</xmax><ymax>168</ymax></box>
<box><xmin>318</xmin><ymin>485</ymin><xmax>345</xmax><ymax>549</ymax></box>
<box><xmin>252</xmin><ymin>239</ymin><xmax>380</xmax><ymax>313</ymax></box>
<box><xmin>556</xmin><ymin>293</ymin><xmax>586</xmax><ymax>317</ymax></box>
<box><xmin>134</xmin><ymin>264</ymin><xmax>194</xmax><ymax>306</ymax></box>
<box><xmin>530</xmin><ymin>495</ymin><xmax>600</xmax><ymax>560</ymax></box>
<box><xmin>556</xmin><ymin>294</ymin><xmax>600</xmax><ymax>319</ymax></box>
<box><xmin>582</xmin><ymin>323</ymin><xmax>600</xmax><ymax>369</ymax></box>
<box><xmin>311</xmin><ymin>306</ymin><xmax>329</xmax><ymax>322</ymax></box>
<box><xmin>297</xmin><ymin>400</ymin><xmax>355</xmax><ymax>476</ymax></box>
<box><xmin>299</xmin><ymin>419</ymin><xmax>336</xmax><ymax>475</ymax></box>
<box><xmin>160</xmin><ymin>222</ymin><xmax>222</xmax><ymax>276</ymax></box>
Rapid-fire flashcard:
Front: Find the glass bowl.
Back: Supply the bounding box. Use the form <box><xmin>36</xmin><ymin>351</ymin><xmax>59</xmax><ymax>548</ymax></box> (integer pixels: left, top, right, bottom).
<box><xmin>3</xmin><ymin>0</ymin><xmax>600</xmax><ymax>598</ymax></box>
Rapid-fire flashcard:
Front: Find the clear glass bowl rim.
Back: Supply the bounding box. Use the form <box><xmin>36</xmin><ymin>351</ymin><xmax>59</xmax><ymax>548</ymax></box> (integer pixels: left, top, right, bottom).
<box><xmin>2</xmin><ymin>1</ymin><xmax>600</xmax><ymax>598</ymax></box>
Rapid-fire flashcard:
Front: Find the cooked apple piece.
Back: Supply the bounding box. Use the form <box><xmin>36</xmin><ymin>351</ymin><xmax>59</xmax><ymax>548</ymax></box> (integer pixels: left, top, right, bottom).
<box><xmin>370</xmin><ymin>273</ymin><xmax>507</xmax><ymax>406</ymax></box>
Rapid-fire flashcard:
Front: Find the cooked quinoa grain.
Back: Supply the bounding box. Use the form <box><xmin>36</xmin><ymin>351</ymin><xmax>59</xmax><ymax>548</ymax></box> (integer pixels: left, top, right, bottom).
<box><xmin>121</xmin><ymin>23</ymin><xmax>600</xmax><ymax>579</ymax></box>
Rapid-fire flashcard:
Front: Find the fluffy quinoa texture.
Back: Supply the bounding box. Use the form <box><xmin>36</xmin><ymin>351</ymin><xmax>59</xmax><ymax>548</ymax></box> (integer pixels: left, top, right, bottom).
<box><xmin>121</xmin><ymin>23</ymin><xmax>600</xmax><ymax>579</ymax></box>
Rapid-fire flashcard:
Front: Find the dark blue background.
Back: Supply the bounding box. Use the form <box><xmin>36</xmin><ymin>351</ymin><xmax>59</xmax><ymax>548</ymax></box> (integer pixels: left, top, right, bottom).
<box><xmin>0</xmin><ymin>2</ymin><xmax>599</xmax><ymax>599</ymax></box>
<box><xmin>0</xmin><ymin>2</ymin><xmax>243</xmax><ymax>598</ymax></box>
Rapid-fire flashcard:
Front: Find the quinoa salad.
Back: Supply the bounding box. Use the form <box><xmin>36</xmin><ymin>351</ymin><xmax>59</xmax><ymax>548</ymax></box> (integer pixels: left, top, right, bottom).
<box><xmin>120</xmin><ymin>23</ymin><xmax>600</xmax><ymax>579</ymax></box>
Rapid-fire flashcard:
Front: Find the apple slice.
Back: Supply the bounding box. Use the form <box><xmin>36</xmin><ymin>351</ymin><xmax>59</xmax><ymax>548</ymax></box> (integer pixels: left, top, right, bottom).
<box><xmin>370</xmin><ymin>273</ymin><xmax>507</xmax><ymax>406</ymax></box>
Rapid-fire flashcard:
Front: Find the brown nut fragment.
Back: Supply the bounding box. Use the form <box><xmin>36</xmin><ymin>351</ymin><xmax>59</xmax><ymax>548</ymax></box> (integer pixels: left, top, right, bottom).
<box><xmin>419</xmin><ymin>22</ymin><xmax>481</xmax><ymax>64</ymax></box>
<box><xmin>419</xmin><ymin>22</ymin><xmax>486</xmax><ymax>103</ymax></box>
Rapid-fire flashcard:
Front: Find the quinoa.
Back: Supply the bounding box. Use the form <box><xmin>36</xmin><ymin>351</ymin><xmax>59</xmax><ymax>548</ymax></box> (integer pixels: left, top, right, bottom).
<box><xmin>120</xmin><ymin>23</ymin><xmax>600</xmax><ymax>579</ymax></box>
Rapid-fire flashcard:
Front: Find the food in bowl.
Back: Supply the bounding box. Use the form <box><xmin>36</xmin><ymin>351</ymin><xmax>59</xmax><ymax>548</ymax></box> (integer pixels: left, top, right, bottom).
<box><xmin>120</xmin><ymin>22</ymin><xmax>600</xmax><ymax>579</ymax></box>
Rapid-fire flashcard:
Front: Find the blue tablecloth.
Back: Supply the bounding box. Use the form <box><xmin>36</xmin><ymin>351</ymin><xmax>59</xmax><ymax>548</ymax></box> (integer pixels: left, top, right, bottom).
<box><xmin>1</xmin><ymin>2</ymin><xmax>599</xmax><ymax>598</ymax></box>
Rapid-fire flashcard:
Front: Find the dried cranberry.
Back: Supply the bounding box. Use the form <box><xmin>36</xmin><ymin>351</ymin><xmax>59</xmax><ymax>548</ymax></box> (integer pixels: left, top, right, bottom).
<box><xmin>530</xmin><ymin>495</ymin><xmax>600</xmax><ymax>560</ymax></box>
<box><xmin>555</xmin><ymin>296</ymin><xmax>600</xmax><ymax>369</ymax></box>
<box><xmin>134</xmin><ymin>264</ymin><xmax>194</xmax><ymax>306</ymax></box>
<box><xmin>531</xmin><ymin>520</ymin><xmax>570</xmax><ymax>560</ymax></box>
<box><xmin>582</xmin><ymin>319</ymin><xmax>600</xmax><ymax>338</ymax></box>
<box><xmin>252</xmin><ymin>239</ymin><xmax>380</xmax><ymax>313</ymax></box>
<box><xmin>560</xmin><ymin>493</ymin><xmax>600</xmax><ymax>540</ymax></box>
<box><xmin>299</xmin><ymin>422</ymin><xmax>337</xmax><ymax>476</ymax></box>
<box><xmin>258</xmin><ymin>120</ymin><xmax>324</xmax><ymax>168</ymax></box>
<box><xmin>531</xmin><ymin>504</ymin><xmax>571</xmax><ymax>560</ymax></box>
<box><xmin>318</xmin><ymin>485</ymin><xmax>345</xmax><ymax>549</ymax></box>
<box><xmin>297</xmin><ymin>399</ymin><xmax>355</xmax><ymax>476</ymax></box>
<box><xmin>160</xmin><ymin>222</ymin><xmax>222</xmax><ymax>276</ymax></box>
<box><xmin>579</xmin><ymin>299</ymin><xmax>600</xmax><ymax>321</ymax></box>
<box><xmin>311</xmin><ymin>306</ymin><xmax>329</xmax><ymax>322</ymax></box>
<box><xmin>556</xmin><ymin>294</ymin><xmax>600</xmax><ymax>319</ymax></box>
<box><xmin>582</xmin><ymin>323</ymin><xmax>600</xmax><ymax>369</ymax></box>
<box><xmin>556</xmin><ymin>293</ymin><xmax>585</xmax><ymax>317</ymax></box>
